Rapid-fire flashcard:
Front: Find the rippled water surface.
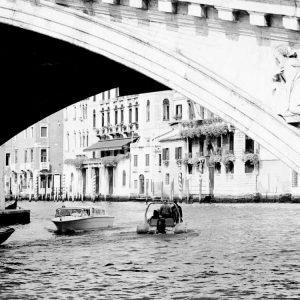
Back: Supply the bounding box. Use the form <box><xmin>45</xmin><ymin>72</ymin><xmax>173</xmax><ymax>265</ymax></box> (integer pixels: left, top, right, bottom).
<box><xmin>1</xmin><ymin>201</ymin><xmax>300</xmax><ymax>299</ymax></box>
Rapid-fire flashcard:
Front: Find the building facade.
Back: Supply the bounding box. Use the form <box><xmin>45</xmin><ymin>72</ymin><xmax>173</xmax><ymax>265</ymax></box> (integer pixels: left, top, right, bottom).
<box><xmin>4</xmin><ymin>110</ymin><xmax>63</xmax><ymax>199</ymax></box>
<box><xmin>4</xmin><ymin>89</ymin><xmax>300</xmax><ymax>201</ymax></box>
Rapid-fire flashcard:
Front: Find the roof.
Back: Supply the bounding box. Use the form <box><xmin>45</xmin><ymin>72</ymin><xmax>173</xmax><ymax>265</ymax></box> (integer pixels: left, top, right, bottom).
<box><xmin>83</xmin><ymin>138</ymin><xmax>132</xmax><ymax>152</ymax></box>
<box><xmin>159</xmin><ymin>133</ymin><xmax>184</xmax><ymax>142</ymax></box>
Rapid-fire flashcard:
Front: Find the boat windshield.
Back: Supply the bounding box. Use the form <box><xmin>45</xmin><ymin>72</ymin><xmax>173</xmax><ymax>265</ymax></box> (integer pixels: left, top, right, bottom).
<box><xmin>92</xmin><ymin>208</ymin><xmax>106</xmax><ymax>216</ymax></box>
<box><xmin>55</xmin><ymin>208</ymin><xmax>88</xmax><ymax>217</ymax></box>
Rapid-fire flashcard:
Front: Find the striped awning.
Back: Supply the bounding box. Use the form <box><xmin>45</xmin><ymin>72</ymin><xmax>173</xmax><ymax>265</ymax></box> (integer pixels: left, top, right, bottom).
<box><xmin>83</xmin><ymin>138</ymin><xmax>132</xmax><ymax>152</ymax></box>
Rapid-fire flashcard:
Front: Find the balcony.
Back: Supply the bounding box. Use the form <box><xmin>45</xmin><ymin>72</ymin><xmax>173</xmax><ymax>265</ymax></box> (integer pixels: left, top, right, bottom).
<box><xmin>40</xmin><ymin>162</ymin><xmax>50</xmax><ymax>171</ymax></box>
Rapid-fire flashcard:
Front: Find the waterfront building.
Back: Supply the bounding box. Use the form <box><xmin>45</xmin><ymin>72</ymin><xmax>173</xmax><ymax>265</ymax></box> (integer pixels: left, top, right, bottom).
<box><xmin>5</xmin><ymin>89</ymin><xmax>299</xmax><ymax>201</ymax></box>
<box><xmin>3</xmin><ymin>111</ymin><xmax>63</xmax><ymax>199</ymax></box>
<box><xmin>63</xmin><ymin>88</ymin><xmax>139</xmax><ymax>199</ymax></box>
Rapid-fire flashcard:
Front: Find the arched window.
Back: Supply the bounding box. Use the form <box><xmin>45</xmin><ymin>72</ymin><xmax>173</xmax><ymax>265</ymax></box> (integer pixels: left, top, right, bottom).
<box><xmin>86</xmin><ymin>132</ymin><xmax>89</xmax><ymax>147</ymax></box>
<box><xmin>226</xmin><ymin>161</ymin><xmax>234</xmax><ymax>174</ymax></box>
<box><xmin>245</xmin><ymin>161</ymin><xmax>254</xmax><ymax>173</ymax></box>
<box><xmin>163</xmin><ymin>99</ymin><xmax>169</xmax><ymax>121</ymax></box>
<box><xmin>146</xmin><ymin>100</ymin><xmax>150</xmax><ymax>122</ymax></box>
<box><xmin>115</xmin><ymin>106</ymin><xmax>118</xmax><ymax>125</ymax></box>
<box><xmin>79</xmin><ymin>132</ymin><xmax>82</xmax><ymax>148</ymax></box>
<box><xmin>215</xmin><ymin>162</ymin><xmax>221</xmax><ymax>174</ymax></box>
<box><xmin>129</xmin><ymin>103</ymin><xmax>132</xmax><ymax>123</ymax></box>
<box><xmin>83</xmin><ymin>134</ymin><xmax>86</xmax><ymax>147</ymax></box>
<box><xmin>93</xmin><ymin>110</ymin><xmax>96</xmax><ymax>128</ymax></box>
<box><xmin>122</xmin><ymin>170</ymin><xmax>126</xmax><ymax>186</ymax></box>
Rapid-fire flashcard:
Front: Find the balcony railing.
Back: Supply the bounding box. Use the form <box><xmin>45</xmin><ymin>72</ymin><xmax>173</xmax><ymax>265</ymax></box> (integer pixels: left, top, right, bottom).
<box><xmin>40</xmin><ymin>162</ymin><xmax>50</xmax><ymax>171</ymax></box>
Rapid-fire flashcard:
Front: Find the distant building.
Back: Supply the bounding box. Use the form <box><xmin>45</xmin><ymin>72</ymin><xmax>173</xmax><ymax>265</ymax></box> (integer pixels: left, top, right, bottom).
<box><xmin>5</xmin><ymin>88</ymin><xmax>300</xmax><ymax>201</ymax></box>
<box><xmin>4</xmin><ymin>111</ymin><xmax>63</xmax><ymax>199</ymax></box>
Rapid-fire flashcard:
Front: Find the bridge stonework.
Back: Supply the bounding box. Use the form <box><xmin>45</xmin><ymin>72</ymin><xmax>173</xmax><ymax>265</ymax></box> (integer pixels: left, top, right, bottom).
<box><xmin>1</xmin><ymin>0</ymin><xmax>300</xmax><ymax>207</ymax></box>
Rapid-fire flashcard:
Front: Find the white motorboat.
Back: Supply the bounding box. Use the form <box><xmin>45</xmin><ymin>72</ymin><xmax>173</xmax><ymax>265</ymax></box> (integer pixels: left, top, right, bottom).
<box><xmin>137</xmin><ymin>201</ymin><xmax>187</xmax><ymax>234</ymax></box>
<box><xmin>52</xmin><ymin>205</ymin><xmax>114</xmax><ymax>233</ymax></box>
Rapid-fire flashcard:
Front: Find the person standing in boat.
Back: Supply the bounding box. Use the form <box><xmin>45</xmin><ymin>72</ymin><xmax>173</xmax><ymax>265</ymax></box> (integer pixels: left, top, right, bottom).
<box><xmin>172</xmin><ymin>200</ymin><xmax>183</xmax><ymax>223</ymax></box>
<box><xmin>159</xmin><ymin>200</ymin><xmax>172</xmax><ymax>218</ymax></box>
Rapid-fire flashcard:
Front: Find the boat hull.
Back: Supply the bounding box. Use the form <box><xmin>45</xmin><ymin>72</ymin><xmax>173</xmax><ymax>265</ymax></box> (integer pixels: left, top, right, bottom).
<box><xmin>52</xmin><ymin>216</ymin><xmax>114</xmax><ymax>233</ymax></box>
<box><xmin>0</xmin><ymin>227</ymin><xmax>15</xmax><ymax>244</ymax></box>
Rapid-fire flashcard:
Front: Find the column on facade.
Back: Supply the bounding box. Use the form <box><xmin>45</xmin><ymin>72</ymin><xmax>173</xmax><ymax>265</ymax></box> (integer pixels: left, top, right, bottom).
<box><xmin>233</xmin><ymin>130</ymin><xmax>245</xmax><ymax>176</ymax></box>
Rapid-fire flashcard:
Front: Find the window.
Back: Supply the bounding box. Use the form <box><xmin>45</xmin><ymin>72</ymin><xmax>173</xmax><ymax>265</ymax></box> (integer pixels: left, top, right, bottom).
<box><xmin>199</xmin><ymin>138</ymin><xmax>204</xmax><ymax>156</ymax></box>
<box><xmin>5</xmin><ymin>153</ymin><xmax>10</xmax><ymax>166</ymax></box>
<box><xmin>145</xmin><ymin>154</ymin><xmax>150</xmax><ymax>166</ymax></box>
<box><xmin>41</xmin><ymin>149</ymin><xmax>47</xmax><ymax>162</ymax></box>
<box><xmin>188</xmin><ymin>164</ymin><xmax>193</xmax><ymax>174</ymax></box>
<box><xmin>15</xmin><ymin>150</ymin><xmax>18</xmax><ymax>164</ymax></box>
<box><xmin>101</xmin><ymin>109</ymin><xmax>105</xmax><ymax>127</ymax></box>
<box><xmin>122</xmin><ymin>170</ymin><xmax>126</xmax><ymax>186</ymax></box>
<box><xmin>175</xmin><ymin>105</ymin><xmax>182</xmax><ymax>119</ymax></box>
<box><xmin>129</xmin><ymin>104</ymin><xmax>132</xmax><ymax>123</ymax></box>
<box><xmin>188</xmin><ymin>100</ymin><xmax>194</xmax><ymax>120</ymax></box>
<box><xmin>107</xmin><ymin>111</ymin><xmax>110</xmax><ymax>125</ymax></box>
<box><xmin>217</xmin><ymin>136</ymin><xmax>222</xmax><ymax>148</ymax></box>
<box><xmin>162</xmin><ymin>148</ymin><xmax>169</xmax><ymax>160</ymax></box>
<box><xmin>165</xmin><ymin>173</ymin><xmax>170</xmax><ymax>185</ymax></box>
<box><xmin>65</xmin><ymin>133</ymin><xmax>69</xmax><ymax>152</ymax></box>
<box><xmin>200</xmin><ymin>106</ymin><xmax>204</xmax><ymax>119</ymax></box>
<box><xmin>121</xmin><ymin>105</ymin><xmax>124</xmax><ymax>123</ymax></box>
<box><xmin>175</xmin><ymin>147</ymin><xmax>182</xmax><ymax>160</ymax></box>
<box><xmin>146</xmin><ymin>100</ymin><xmax>150</xmax><ymax>122</ymax></box>
<box><xmin>134</xmin><ymin>180</ymin><xmax>138</xmax><ymax>189</ymax></box>
<box><xmin>79</xmin><ymin>132</ymin><xmax>82</xmax><ymax>148</ymax></box>
<box><xmin>31</xmin><ymin>126</ymin><xmax>34</xmax><ymax>138</ymax></box>
<box><xmin>73</xmin><ymin>132</ymin><xmax>76</xmax><ymax>149</ymax></box>
<box><xmin>40</xmin><ymin>175</ymin><xmax>46</xmax><ymax>189</ymax></box>
<box><xmin>31</xmin><ymin>149</ymin><xmax>34</xmax><ymax>162</ymax></box>
<box><xmin>134</xmin><ymin>155</ymin><xmax>138</xmax><ymax>167</ymax></box>
<box><xmin>163</xmin><ymin>99</ymin><xmax>170</xmax><ymax>121</ymax></box>
<box><xmin>229</xmin><ymin>132</ymin><xmax>234</xmax><ymax>152</ymax></box>
<box><xmin>86</xmin><ymin>133</ymin><xmax>89</xmax><ymax>147</ymax></box>
<box><xmin>245</xmin><ymin>161</ymin><xmax>254</xmax><ymax>173</ymax></box>
<box><xmin>135</xmin><ymin>107</ymin><xmax>138</xmax><ymax>123</ymax></box>
<box><xmin>73</xmin><ymin>105</ymin><xmax>76</xmax><ymax>120</ymax></box>
<box><xmin>40</xmin><ymin>126</ymin><xmax>48</xmax><ymax>138</ymax></box>
<box><xmin>215</xmin><ymin>162</ymin><xmax>221</xmax><ymax>174</ymax></box>
<box><xmin>115</xmin><ymin>107</ymin><xmax>118</xmax><ymax>125</ymax></box>
<box><xmin>83</xmin><ymin>135</ymin><xmax>86</xmax><ymax>148</ymax></box>
<box><xmin>226</xmin><ymin>161</ymin><xmax>234</xmax><ymax>174</ymax></box>
<box><xmin>292</xmin><ymin>170</ymin><xmax>298</xmax><ymax>187</ymax></box>
<box><xmin>245</xmin><ymin>135</ymin><xmax>254</xmax><ymax>153</ymax></box>
<box><xmin>24</xmin><ymin>150</ymin><xmax>27</xmax><ymax>163</ymax></box>
<box><xmin>158</xmin><ymin>154</ymin><xmax>162</xmax><ymax>166</ymax></box>
<box><xmin>93</xmin><ymin>110</ymin><xmax>96</xmax><ymax>128</ymax></box>
<box><xmin>65</xmin><ymin>108</ymin><xmax>68</xmax><ymax>121</ymax></box>
<box><xmin>48</xmin><ymin>176</ymin><xmax>52</xmax><ymax>189</ymax></box>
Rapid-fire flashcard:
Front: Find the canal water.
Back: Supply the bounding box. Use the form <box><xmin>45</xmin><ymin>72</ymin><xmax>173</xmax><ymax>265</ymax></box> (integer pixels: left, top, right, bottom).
<box><xmin>1</xmin><ymin>201</ymin><xmax>300</xmax><ymax>299</ymax></box>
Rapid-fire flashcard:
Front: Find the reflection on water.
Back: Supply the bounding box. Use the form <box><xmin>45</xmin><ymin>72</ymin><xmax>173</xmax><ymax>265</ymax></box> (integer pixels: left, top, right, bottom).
<box><xmin>1</xmin><ymin>201</ymin><xmax>300</xmax><ymax>299</ymax></box>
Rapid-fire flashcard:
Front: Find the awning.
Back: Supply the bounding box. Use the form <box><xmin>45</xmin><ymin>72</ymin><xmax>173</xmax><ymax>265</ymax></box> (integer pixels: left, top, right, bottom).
<box><xmin>83</xmin><ymin>138</ymin><xmax>132</xmax><ymax>152</ymax></box>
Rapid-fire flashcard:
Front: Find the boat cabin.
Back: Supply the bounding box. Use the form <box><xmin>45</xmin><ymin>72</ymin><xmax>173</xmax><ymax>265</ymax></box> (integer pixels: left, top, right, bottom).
<box><xmin>55</xmin><ymin>207</ymin><xmax>106</xmax><ymax>218</ymax></box>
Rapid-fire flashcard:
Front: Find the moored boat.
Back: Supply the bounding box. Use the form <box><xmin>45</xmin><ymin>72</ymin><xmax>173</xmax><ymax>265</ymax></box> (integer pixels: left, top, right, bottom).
<box><xmin>0</xmin><ymin>227</ymin><xmax>15</xmax><ymax>244</ymax></box>
<box><xmin>137</xmin><ymin>201</ymin><xmax>186</xmax><ymax>234</ymax></box>
<box><xmin>52</xmin><ymin>206</ymin><xmax>114</xmax><ymax>233</ymax></box>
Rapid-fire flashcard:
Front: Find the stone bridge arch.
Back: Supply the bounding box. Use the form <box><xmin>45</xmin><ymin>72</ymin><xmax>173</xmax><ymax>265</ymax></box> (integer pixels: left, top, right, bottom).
<box><xmin>1</xmin><ymin>0</ymin><xmax>300</xmax><ymax>173</ymax></box>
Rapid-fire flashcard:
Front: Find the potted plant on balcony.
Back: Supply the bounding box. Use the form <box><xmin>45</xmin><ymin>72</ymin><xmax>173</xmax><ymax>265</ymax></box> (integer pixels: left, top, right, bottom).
<box><xmin>242</xmin><ymin>152</ymin><xmax>259</xmax><ymax>167</ymax></box>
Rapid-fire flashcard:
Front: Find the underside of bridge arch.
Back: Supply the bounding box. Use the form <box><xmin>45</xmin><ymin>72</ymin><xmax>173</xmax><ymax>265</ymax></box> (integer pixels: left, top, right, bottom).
<box><xmin>1</xmin><ymin>0</ymin><xmax>300</xmax><ymax>173</ymax></box>
<box><xmin>0</xmin><ymin>23</ymin><xmax>167</xmax><ymax>144</ymax></box>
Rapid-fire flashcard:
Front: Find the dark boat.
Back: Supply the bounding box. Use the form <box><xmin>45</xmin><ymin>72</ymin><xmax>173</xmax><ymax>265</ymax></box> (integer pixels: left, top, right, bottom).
<box><xmin>5</xmin><ymin>200</ymin><xmax>17</xmax><ymax>210</ymax></box>
<box><xmin>0</xmin><ymin>227</ymin><xmax>15</xmax><ymax>244</ymax></box>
